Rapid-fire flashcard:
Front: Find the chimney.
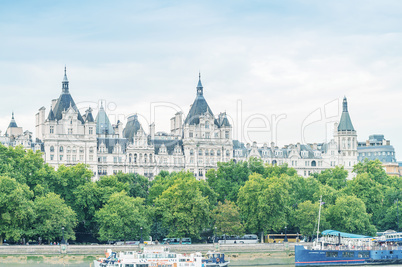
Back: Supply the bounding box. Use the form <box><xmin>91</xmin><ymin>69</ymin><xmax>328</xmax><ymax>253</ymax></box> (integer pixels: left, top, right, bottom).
<box><xmin>150</xmin><ymin>123</ymin><xmax>155</xmax><ymax>139</ymax></box>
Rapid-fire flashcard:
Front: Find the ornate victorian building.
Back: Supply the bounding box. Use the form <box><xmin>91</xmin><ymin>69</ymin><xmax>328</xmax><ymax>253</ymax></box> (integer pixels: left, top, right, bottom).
<box><xmin>11</xmin><ymin>68</ymin><xmax>358</xmax><ymax>180</ymax></box>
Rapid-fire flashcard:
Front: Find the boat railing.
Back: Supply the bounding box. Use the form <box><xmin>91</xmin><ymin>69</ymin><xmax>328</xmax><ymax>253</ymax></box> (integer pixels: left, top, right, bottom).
<box><xmin>306</xmin><ymin>244</ymin><xmax>402</xmax><ymax>251</ymax></box>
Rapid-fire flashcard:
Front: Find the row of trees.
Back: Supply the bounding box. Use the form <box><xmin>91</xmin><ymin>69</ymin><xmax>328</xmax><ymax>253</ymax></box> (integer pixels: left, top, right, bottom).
<box><xmin>0</xmin><ymin>143</ymin><xmax>401</xmax><ymax>244</ymax></box>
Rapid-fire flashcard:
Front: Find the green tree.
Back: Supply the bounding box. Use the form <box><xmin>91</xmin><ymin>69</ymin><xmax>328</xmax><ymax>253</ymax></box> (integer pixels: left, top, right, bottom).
<box><xmin>50</xmin><ymin>164</ymin><xmax>93</xmax><ymax>207</ymax></box>
<box><xmin>291</xmin><ymin>200</ymin><xmax>329</xmax><ymax>238</ymax></box>
<box><xmin>114</xmin><ymin>172</ymin><xmax>150</xmax><ymax>199</ymax></box>
<box><xmin>353</xmin><ymin>159</ymin><xmax>388</xmax><ymax>184</ymax></box>
<box><xmin>206</xmin><ymin>160</ymin><xmax>250</xmax><ymax>202</ymax></box>
<box><xmin>343</xmin><ymin>173</ymin><xmax>385</xmax><ymax>225</ymax></box>
<box><xmin>95</xmin><ymin>191</ymin><xmax>149</xmax><ymax>242</ymax></box>
<box><xmin>214</xmin><ymin>200</ymin><xmax>244</xmax><ymax>236</ymax></box>
<box><xmin>33</xmin><ymin>192</ymin><xmax>77</xmax><ymax>243</ymax></box>
<box><xmin>0</xmin><ymin>176</ymin><xmax>35</xmax><ymax>244</ymax></box>
<box><xmin>73</xmin><ymin>174</ymin><xmax>130</xmax><ymax>235</ymax></box>
<box><xmin>327</xmin><ymin>195</ymin><xmax>376</xmax><ymax>236</ymax></box>
<box><xmin>238</xmin><ymin>173</ymin><xmax>289</xmax><ymax>239</ymax></box>
<box><xmin>154</xmin><ymin>172</ymin><xmax>211</xmax><ymax>240</ymax></box>
<box><xmin>315</xmin><ymin>166</ymin><xmax>348</xmax><ymax>190</ymax></box>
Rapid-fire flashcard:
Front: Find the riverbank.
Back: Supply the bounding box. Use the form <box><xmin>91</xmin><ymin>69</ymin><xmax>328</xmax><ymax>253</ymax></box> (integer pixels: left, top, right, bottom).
<box><xmin>0</xmin><ymin>243</ymin><xmax>302</xmax><ymax>266</ymax></box>
<box><xmin>0</xmin><ymin>243</ymin><xmax>301</xmax><ymax>255</ymax></box>
<box><xmin>0</xmin><ymin>251</ymin><xmax>295</xmax><ymax>266</ymax></box>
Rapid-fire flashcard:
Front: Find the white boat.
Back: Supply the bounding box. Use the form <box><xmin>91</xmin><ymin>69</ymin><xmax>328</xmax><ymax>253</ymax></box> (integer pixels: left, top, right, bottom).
<box><xmin>94</xmin><ymin>247</ymin><xmax>205</xmax><ymax>267</ymax></box>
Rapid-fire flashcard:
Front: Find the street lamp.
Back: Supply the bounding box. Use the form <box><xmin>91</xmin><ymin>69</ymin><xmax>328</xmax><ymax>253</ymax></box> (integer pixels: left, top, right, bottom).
<box><xmin>61</xmin><ymin>227</ymin><xmax>66</xmax><ymax>245</ymax></box>
<box><xmin>140</xmin><ymin>227</ymin><xmax>143</xmax><ymax>244</ymax></box>
<box><xmin>284</xmin><ymin>226</ymin><xmax>288</xmax><ymax>242</ymax></box>
<box><xmin>396</xmin><ymin>198</ymin><xmax>399</xmax><ymax>232</ymax></box>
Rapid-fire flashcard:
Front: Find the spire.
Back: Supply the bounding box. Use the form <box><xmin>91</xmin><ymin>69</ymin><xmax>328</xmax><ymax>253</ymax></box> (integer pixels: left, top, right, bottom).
<box><xmin>197</xmin><ymin>72</ymin><xmax>203</xmax><ymax>96</ymax></box>
<box><xmin>8</xmin><ymin>112</ymin><xmax>18</xmax><ymax>128</ymax></box>
<box><xmin>337</xmin><ymin>96</ymin><xmax>355</xmax><ymax>131</ymax></box>
<box><xmin>342</xmin><ymin>96</ymin><xmax>348</xmax><ymax>112</ymax></box>
<box><xmin>62</xmin><ymin>66</ymin><xmax>69</xmax><ymax>94</ymax></box>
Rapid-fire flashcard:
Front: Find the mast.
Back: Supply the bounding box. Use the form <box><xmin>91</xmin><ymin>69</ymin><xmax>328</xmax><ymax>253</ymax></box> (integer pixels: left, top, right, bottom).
<box><xmin>317</xmin><ymin>195</ymin><xmax>323</xmax><ymax>242</ymax></box>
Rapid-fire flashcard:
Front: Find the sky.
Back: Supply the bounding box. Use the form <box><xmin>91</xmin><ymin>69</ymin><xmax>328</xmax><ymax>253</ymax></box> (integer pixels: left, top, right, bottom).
<box><xmin>0</xmin><ymin>0</ymin><xmax>401</xmax><ymax>160</ymax></box>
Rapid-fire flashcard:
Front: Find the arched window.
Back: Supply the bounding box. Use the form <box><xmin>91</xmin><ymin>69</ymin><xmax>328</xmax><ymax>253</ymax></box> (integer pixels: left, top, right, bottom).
<box><xmin>205</xmin><ymin>150</ymin><xmax>209</xmax><ymax>156</ymax></box>
<box><xmin>210</xmin><ymin>150</ymin><xmax>214</xmax><ymax>156</ymax></box>
<box><xmin>199</xmin><ymin>150</ymin><xmax>203</xmax><ymax>156</ymax></box>
<box><xmin>59</xmin><ymin>146</ymin><xmax>64</xmax><ymax>152</ymax></box>
<box><xmin>190</xmin><ymin>149</ymin><xmax>194</xmax><ymax>156</ymax></box>
<box><xmin>134</xmin><ymin>154</ymin><xmax>137</xmax><ymax>163</ymax></box>
<box><xmin>144</xmin><ymin>154</ymin><xmax>147</xmax><ymax>163</ymax></box>
<box><xmin>311</xmin><ymin>160</ymin><xmax>317</xmax><ymax>167</ymax></box>
<box><xmin>226</xmin><ymin>150</ymin><xmax>230</xmax><ymax>157</ymax></box>
<box><xmin>272</xmin><ymin>160</ymin><xmax>277</xmax><ymax>165</ymax></box>
<box><xmin>67</xmin><ymin>146</ymin><xmax>71</xmax><ymax>153</ymax></box>
<box><xmin>217</xmin><ymin>150</ymin><xmax>221</xmax><ymax>156</ymax></box>
<box><xmin>50</xmin><ymin>146</ymin><xmax>54</xmax><ymax>152</ymax></box>
<box><xmin>205</xmin><ymin>121</ymin><xmax>209</xmax><ymax>129</ymax></box>
<box><xmin>149</xmin><ymin>154</ymin><xmax>152</xmax><ymax>163</ymax></box>
<box><xmin>129</xmin><ymin>154</ymin><xmax>132</xmax><ymax>163</ymax></box>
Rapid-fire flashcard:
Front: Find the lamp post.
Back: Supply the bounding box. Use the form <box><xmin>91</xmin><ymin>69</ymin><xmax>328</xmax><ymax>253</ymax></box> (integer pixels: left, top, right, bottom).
<box><xmin>396</xmin><ymin>198</ymin><xmax>399</xmax><ymax>232</ymax></box>
<box><xmin>61</xmin><ymin>227</ymin><xmax>66</xmax><ymax>245</ymax></box>
<box><xmin>140</xmin><ymin>227</ymin><xmax>143</xmax><ymax>244</ymax></box>
<box><xmin>284</xmin><ymin>226</ymin><xmax>288</xmax><ymax>242</ymax></box>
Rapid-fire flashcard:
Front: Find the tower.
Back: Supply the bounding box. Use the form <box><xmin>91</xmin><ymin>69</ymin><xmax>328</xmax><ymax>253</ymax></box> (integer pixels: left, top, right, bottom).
<box><xmin>334</xmin><ymin>97</ymin><xmax>357</xmax><ymax>173</ymax></box>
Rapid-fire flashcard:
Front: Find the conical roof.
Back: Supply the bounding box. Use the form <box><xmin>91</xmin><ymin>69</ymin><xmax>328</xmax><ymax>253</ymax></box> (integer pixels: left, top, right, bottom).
<box><xmin>123</xmin><ymin>114</ymin><xmax>142</xmax><ymax>141</ymax></box>
<box><xmin>8</xmin><ymin>112</ymin><xmax>18</xmax><ymax>128</ymax></box>
<box><xmin>337</xmin><ymin>97</ymin><xmax>355</xmax><ymax>131</ymax></box>
<box><xmin>52</xmin><ymin>67</ymin><xmax>84</xmax><ymax>123</ymax></box>
<box><xmin>184</xmin><ymin>74</ymin><xmax>214</xmax><ymax>125</ymax></box>
<box><xmin>96</xmin><ymin>104</ymin><xmax>114</xmax><ymax>134</ymax></box>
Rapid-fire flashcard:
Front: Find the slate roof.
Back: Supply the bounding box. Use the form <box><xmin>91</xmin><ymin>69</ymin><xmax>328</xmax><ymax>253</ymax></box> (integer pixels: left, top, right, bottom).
<box><xmin>152</xmin><ymin>139</ymin><xmax>183</xmax><ymax>155</ymax></box>
<box><xmin>184</xmin><ymin>76</ymin><xmax>215</xmax><ymax>125</ymax></box>
<box><xmin>216</xmin><ymin>112</ymin><xmax>231</xmax><ymax>127</ymax></box>
<box><xmin>47</xmin><ymin>107</ymin><xmax>55</xmax><ymax>121</ymax></box>
<box><xmin>96</xmin><ymin>105</ymin><xmax>114</xmax><ymax>134</ymax></box>
<box><xmin>338</xmin><ymin>97</ymin><xmax>355</xmax><ymax>131</ymax></box>
<box><xmin>123</xmin><ymin>114</ymin><xmax>142</xmax><ymax>141</ymax></box>
<box><xmin>8</xmin><ymin>112</ymin><xmax>17</xmax><ymax>128</ymax></box>
<box><xmin>84</xmin><ymin>108</ymin><xmax>94</xmax><ymax>123</ymax></box>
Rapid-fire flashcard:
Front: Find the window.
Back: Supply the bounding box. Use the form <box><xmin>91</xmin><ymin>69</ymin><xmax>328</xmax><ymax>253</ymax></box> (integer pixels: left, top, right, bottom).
<box><xmin>189</xmin><ymin>131</ymin><xmax>193</xmax><ymax>138</ymax></box>
<box><xmin>205</xmin><ymin>121</ymin><xmax>209</xmax><ymax>129</ymax></box>
<box><xmin>342</xmin><ymin>252</ymin><xmax>354</xmax><ymax>258</ymax></box>
<box><xmin>190</xmin><ymin>149</ymin><xmax>194</xmax><ymax>156</ymax></box>
<box><xmin>50</xmin><ymin>126</ymin><xmax>54</xmax><ymax>134</ymax></box>
<box><xmin>199</xmin><ymin>150</ymin><xmax>203</xmax><ymax>156</ymax></box>
<box><xmin>68</xmin><ymin>128</ymin><xmax>73</xmax><ymax>134</ymax></box>
<box><xmin>89</xmin><ymin>127</ymin><xmax>93</xmax><ymax>134</ymax></box>
<box><xmin>89</xmin><ymin>155</ymin><xmax>93</xmax><ymax>161</ymax></box>
<box><xmin>72</xmin><ymin>155</ymin><xmax>76</xmax><ymax>162</ymax></box>
<box><xmin>79</xmin><ymin>155</ymin><xmax>83</xmax><ymax>161</ymax></box>
<box><xmin>67</xmin><ymin>147</ymin><xmax>71</xmax><ymax>153</ymax></box>
<box><xmin>50</xmin><ymin>146</ymin><xmax>54</xmax><ymax>152</ymax></box>
<box><xmin>59</xmin><ymin>146</ymin><xmax>64</xmax><ymax>152</ymax></box>
<box><xmin>226</xmin><ymin>150</ymin><xmax>230</xmax><ymax>157</ymax></box>
<box><xmin>206</xmin><ymin>132</ymin><xmax>210</xmax><ymax>139</ymax></box>
<box><xmin>217</xmin><ymin>150</ymin><xmax>221</xmax><ymax>156</ymax></box>
<box><xmin>89</xmin><ymin>147</ymin><xmax>94</xmax><ymax>153</ymax></box>
<box><xmin>205</xmin><ymin>150</ymin><xmax>208</xmax><ymax>156</ymax></box>
<box><xmin>210</xmin><ymin>150</ymin><xmax>214</xmax><ymax>156</ymax></box>
<box><xmin>199</xmin><ymin>170</ymin><xmax>203</xmax><ymax>177</ymax></box>
<box><xmin>50</xmin><ymin>155</ymin><xmax>54</xmax><ymax>161</ymax></box>
<box><xmin>79</xmin><ymin>147</ymin><xmax>84</xmax><ymax>153</ymax></box>
<box><xmin>60</xmin><ymin>155</ymin><xmax>63</xmax><ymax>161</ymax></box>
<box><xmin>225</xmin><ymin>131</ymin><xmax>229</xmax><ymax>139</ymax></box>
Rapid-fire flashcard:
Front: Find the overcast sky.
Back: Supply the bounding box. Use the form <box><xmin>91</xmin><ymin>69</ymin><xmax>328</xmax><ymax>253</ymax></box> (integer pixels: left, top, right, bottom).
<box><xmin>0</xmin><ymin>0</ymin><xmax>401</xmax><ymax>160</ymax></box>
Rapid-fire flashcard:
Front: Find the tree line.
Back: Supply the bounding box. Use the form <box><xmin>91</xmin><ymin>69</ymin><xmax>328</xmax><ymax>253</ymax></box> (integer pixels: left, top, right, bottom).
<box><xmin>0</xmin><ymin>144</ymin><xmax>400</xmax><ymax>244</ymax></box>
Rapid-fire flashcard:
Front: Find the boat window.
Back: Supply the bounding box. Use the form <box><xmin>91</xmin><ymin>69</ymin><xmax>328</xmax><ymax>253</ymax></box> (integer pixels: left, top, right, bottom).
<box><xmin>358</xmin><ymin>252</ymin><xmax>370</xmax><ymax>258</ymax></box>
<box><xmin>342</xmin><ymin>252</ymin><xmax>354</xmax><ymax>258</ymax></box>
<box><xmin>326</xmin><ymin>252</ymin><xmax>338</xmax><ymax>258</ymax></box>
<box><xmin>125</xmin><ymin>265</ymin><xmax>134</xmax><ymax>267</ymax></box>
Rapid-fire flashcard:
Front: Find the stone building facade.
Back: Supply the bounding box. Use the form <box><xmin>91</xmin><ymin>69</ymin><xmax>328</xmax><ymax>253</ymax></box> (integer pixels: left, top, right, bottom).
<box><xmin>1</xmin><ymin>68</ymin><xmax>361</xmax><ymax>180</ymax></box>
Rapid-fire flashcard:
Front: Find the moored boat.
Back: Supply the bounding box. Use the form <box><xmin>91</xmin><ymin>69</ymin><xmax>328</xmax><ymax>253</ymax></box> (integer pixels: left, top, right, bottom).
<box><xmin>93</xmin><ymin>246</ymin><xmax>229</xmax><ymax>267</ymax></box>
<box><xmin>295</xmin><ymin>230</ymin><xmax>402</xmax><ymax>266</ymax></box>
